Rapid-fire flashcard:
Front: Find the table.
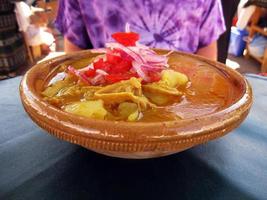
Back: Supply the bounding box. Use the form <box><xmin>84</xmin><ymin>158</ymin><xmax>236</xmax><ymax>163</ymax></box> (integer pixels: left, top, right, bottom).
<box><xmin>0</xmin><ymin>75</ymin><xmax>267</xmax><ymax>200</ymax></box>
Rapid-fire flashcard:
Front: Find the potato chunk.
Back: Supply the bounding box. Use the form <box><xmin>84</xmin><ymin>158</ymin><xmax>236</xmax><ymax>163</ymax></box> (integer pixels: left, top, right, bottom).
<box><xmin>128</xmin><ymin>110</ymin><xmax>139</xmax><ymax>122</ymax></box>
<box><xmin>64</xmin><ymin>100</ymin><xmax>107</xmax><ymax>119</ymax></box>
<box><xmin>161</xmin><ymin>70</ymin><xmax>188</xmax><ymax>88</ymax></box>
<box><xmin>118</xmin><ymin>102</ymin><xmax>139</xmax><ymax>121</ymax></box>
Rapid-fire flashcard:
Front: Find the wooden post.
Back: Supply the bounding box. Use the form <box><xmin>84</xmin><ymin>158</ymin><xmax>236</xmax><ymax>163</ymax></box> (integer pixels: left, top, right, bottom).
<box><xmin>21</xmin><ymin>32</ymin><xmax>34</xmax><ymax>64</ymax></box>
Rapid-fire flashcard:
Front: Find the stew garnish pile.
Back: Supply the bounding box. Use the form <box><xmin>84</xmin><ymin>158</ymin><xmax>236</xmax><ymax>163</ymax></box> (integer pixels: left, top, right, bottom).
<box><xmin>42</xmin><ymin>28</ymin><xmax>189</xmax><ymax>121</ymax></box>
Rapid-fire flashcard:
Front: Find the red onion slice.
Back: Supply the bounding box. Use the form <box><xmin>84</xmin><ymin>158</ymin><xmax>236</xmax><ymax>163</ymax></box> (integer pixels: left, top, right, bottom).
<box><xmin>68</xmin><ymin>66</ymin><xmax>90</xmax><ymax>84</ymax></box>
<box><xmin>78</xmin><ymin>63</ymin><xmax>94</xmax><ymax>72</ymax></box>
<box><xmin>142</xmin><ymin>53</ymin><xmax>167</xmax><ymax>63</ymax></box>
<box><xmin>106</xmin><ymin>42</ymin><xmax>145</xmax><ymax>63</ymax></box>
<box><xmin>125</xmin><ymin>22</ymin><xmax>131</xmax><ymax>33</ymax></box>
<box><xmin>96</xmin><ymin>69</ymin><xmax>108</xmax><ymax>75</ymax></box>
<box><xmin>90</xmin><ymin>74</ymin><xmax>105</xmax><ymax>85</ymax></box>
<box><xmin>130</xmin><ymin>45</ymin><xmax>169</xmax><ymax>67</ymax></box>
<box><xmin>48</xmin><ymin>72</ymin><xmax>66</xmax><ymax>86</ymax></box>
<box><xmin>141</xmin><ymin>64</ymin><xmax>165</xmax><ymax>72</ymax></box>
<box><xmin>132</xmin><ymin>61</ymin><xmax>149</xmax><ymax>81</ymax></box>
<box><xmin>163</xmin><ymin>50</ymin><xmax>174</xmax><ymax>57</ymax></box>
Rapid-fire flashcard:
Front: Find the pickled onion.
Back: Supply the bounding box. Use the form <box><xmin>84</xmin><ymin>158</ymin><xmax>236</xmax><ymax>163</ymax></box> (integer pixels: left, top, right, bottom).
<box><xmin>67</xmin><ymin>66</ymin><xmax>90</xmax><ymax>84</ymax></box>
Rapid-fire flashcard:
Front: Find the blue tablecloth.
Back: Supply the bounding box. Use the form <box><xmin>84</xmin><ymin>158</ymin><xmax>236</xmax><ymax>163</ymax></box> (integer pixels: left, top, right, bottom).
<box><xmin>0</xmin><ymin>75</ymin><xmax>267</xmax><ymax>200</ymax></box>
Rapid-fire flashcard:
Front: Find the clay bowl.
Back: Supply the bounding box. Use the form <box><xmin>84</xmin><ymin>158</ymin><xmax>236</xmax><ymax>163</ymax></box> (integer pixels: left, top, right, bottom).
<box><xmin>20</xmin><ymin>50</ymin><xmax>252</xmax><ymax>159</ymax></box>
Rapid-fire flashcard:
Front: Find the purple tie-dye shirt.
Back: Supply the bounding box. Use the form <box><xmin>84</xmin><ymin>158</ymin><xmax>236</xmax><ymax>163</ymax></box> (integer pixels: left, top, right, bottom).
<box><xmin>55</xmin><ymin>0</ymin><xmax>225</xmax><ymax>53</ymax></box>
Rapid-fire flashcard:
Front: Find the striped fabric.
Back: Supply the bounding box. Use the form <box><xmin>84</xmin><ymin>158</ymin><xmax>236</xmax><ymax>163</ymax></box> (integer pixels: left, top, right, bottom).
<box><xmin>0</xmin><ymin>0</ymin><xmax>27</xmax><ymax>76</ymax></box>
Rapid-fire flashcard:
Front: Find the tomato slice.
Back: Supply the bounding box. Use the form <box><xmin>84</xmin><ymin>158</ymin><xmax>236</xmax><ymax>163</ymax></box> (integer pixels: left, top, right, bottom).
<box><xmin>85</xmin><ymin>69</ymin><xmax>96</xmax><ymax>77</ymax></box>
<box><xmin>105</xmin><ymin>73</ymin><xmax>138</xmax><ymax>84</ymax></box>
<box><xmin>93</xmin><ymin>58</ymin><xmax>112</xmax><ymax>72</ymax></box>
<box><xmin>111</xmin><ymin>32</ymin><xmax>140</xmax><ymax>46</ymax></box>
<box><xmin>106</xmin><ymin>53</ymin><xmax>122</xmax><ymax>64</ymax></box>
<box><xmin>93</xmin><ymin>58</ymin><xmax>104</xmax><ymax>69</ymax></box>
<box><xmin>147</xmin><ymin>72</ymin><xmax>161</xmax><ymax>82</ymax></box>
<box><xmin>110</xmin><ymin>60</ymin><xmax>132</xmax><ymax>74</ymax></box>
<box><xmin>105</xmin><ymin>74</ymin><xmax>125</xmax><ymax>83</ymax></box>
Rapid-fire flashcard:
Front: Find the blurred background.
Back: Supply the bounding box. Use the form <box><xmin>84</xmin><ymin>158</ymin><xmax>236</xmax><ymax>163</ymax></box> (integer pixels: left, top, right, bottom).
<box><xmin>0</xmin><ymin>0</ymin><xmax>266</xmax><ymax>80</ymax></box>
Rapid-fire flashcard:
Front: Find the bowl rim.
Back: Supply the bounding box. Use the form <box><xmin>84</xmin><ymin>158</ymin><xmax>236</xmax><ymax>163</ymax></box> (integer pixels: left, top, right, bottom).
<box><xmin>20</xmin><ymin>49</ymin><xmax>253</xmax><ymax>142</ymax></box>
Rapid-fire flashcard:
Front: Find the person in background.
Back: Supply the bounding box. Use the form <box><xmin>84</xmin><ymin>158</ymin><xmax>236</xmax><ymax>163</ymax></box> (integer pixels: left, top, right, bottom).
<box><xmin>55</xmin><ymin>0</ymin><xmax>226</xmax><ymax>61</ymax></box>
<box><xmin>217</xmin><ymin>0</ymin><xmax>240</xmax><ymax>63</ymax></box>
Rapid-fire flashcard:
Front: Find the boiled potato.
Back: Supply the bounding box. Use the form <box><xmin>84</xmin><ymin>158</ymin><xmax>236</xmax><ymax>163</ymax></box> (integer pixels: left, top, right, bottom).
<box><xmin>118</xmin><ymin>102</ymin><xmax>139</xmax><ymax>121</ymax></box>
<box><xmin>161</xmin><ymin>70</ymin><xmax>188</xmax><ymax>88</ymax></box>
<box><xmin>64</xmin><ymin>100</ymin><xmax>107</xmax><ymax>119</ymax></box>
<box><xmin>128</xmin><ymin>110</ymin><xmax>139</xmax><ymax>122</ymax></box>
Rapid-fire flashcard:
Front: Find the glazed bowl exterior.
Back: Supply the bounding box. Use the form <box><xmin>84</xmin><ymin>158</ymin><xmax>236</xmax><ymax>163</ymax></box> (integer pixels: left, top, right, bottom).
<box><xmin>20</xmin><ymin>50</ymin><xmax>252</xmax><ymax>159</ymax></box>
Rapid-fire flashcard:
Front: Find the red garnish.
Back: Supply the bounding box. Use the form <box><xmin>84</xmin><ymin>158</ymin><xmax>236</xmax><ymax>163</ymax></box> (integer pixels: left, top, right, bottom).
<box><xmin>67</xmin><ymin>66</ymin><xmax>90</xmax><ymax>84</ymax></box>
<box><xmin>68</xmin><ymin>28</ymin><xmax>171</xmax><ymax>85</ymax></box>
<box><xmin>93</xmin><ymin>58</ymin><xmax>104</xmax><ymax>69</ymax></box>
<box><xmin>111</xmin><ymin>32</ymin><xmax>140</xmax><ymax>46</ymax></box>
<box><xmin>85</xmin><ymin>69</ymin><xmax>96</xmax><ymax>77</ymax></box>
<box><xmin>106</xmin><ymin>53</ymin><xmax>122</xmax><ymax>64</ymax></box>
<box><xmin>110</xmin><ymin>60</ymin><xmax>132</xmax><ymax>74</ymax></box>
<box><xmin>93</xmin><ymin>58</ymin><xmax>112</xmax><ymax>72</ymax></box>
<box><xmin>148</xmin><ymin>72</ymin><xmax>161</xmax><ymax>82</ymax></box>
<box><xmin>112</xmin><ymin>48</ymin><xmax>133</xmax><ymax>62</ymax></box>
<box><xmin>105</xmin><ymin>73</ymin><xmax>138</xmax><ymax>84</ymax></box>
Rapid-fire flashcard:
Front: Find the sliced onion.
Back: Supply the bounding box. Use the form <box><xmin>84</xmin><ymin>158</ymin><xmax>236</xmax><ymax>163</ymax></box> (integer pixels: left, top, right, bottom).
<box><xmin>141</xmin><ymin>64</ymin><xmax>165</xmax><ymax>72</ymax></box>
<box><xmin>103</xmin><ymin>37</ymin><xmax>173</xmax><ymax>83</ymax></box>
<box><xmin>67</xmin><ymin>66</ymin><xmax>78</xmax><ymax>76</ymax></box>
<box><xmin>90</xmin><ymin>74</ymin><xmax>105</xmax><ymax>85</ymax></box>
<box><xmin>125</xmin><ymin>22</ymin><xmax>131</xmax><ymax>33</ymax></box>
<box><xmin>96</xmin><ymin>69</ymin><xmax>108</xmax><ymax>75</ymax></box>
<box><xmin>106</xmin><ymin>48</ymin><xmax>120</xmax><ymax>60</ymax></box>
<box><xmin>106</xmin><ymin>43</ymin><xmax>168</xmax><ymax>67</ymax></box>
<box><xmin>132</xmin><ymin>61</ymin><xmax>149</xmax><ymax>81</ymax></box>
<box><xmin>48</xmin><ymin>72</ymin><xmax>66</xmax><ymax>86</ymax></box>
<box><xmin>79</xmin><ymin>63</ymin><xmax>94</xmax><ymax>72</ymax></box>
<box><xmin>92</xmin><ymin>55</ymin><xmax>106</xmax><ymax>63</ymax></box>
<box><xmin>68</xmin><ymin>66</ymin><xmax>90</xmax><ymax>84</ymax></box>
<box><xmin>138</xmin><ymin>48</ymin><xmax>157</xmax><ymax>56</ymax></box>
<box><xmin>130</xmin><ymin>45</ymin><xmax>168</xmax><ymax>68</ymax></box>
<box><xmin>106</xmin><ymin>42</ymin><xmax>145</xmax><ymax>63</ymax></box>
<box><xmin>163</xmin><ymin>50</ymin><xmax>174</xmax><ymax>57</ymax></box>
<box><xmin>142</xmin><ymin>53</ymin><xmax>167</xmax><ymax>63</ymax></box>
